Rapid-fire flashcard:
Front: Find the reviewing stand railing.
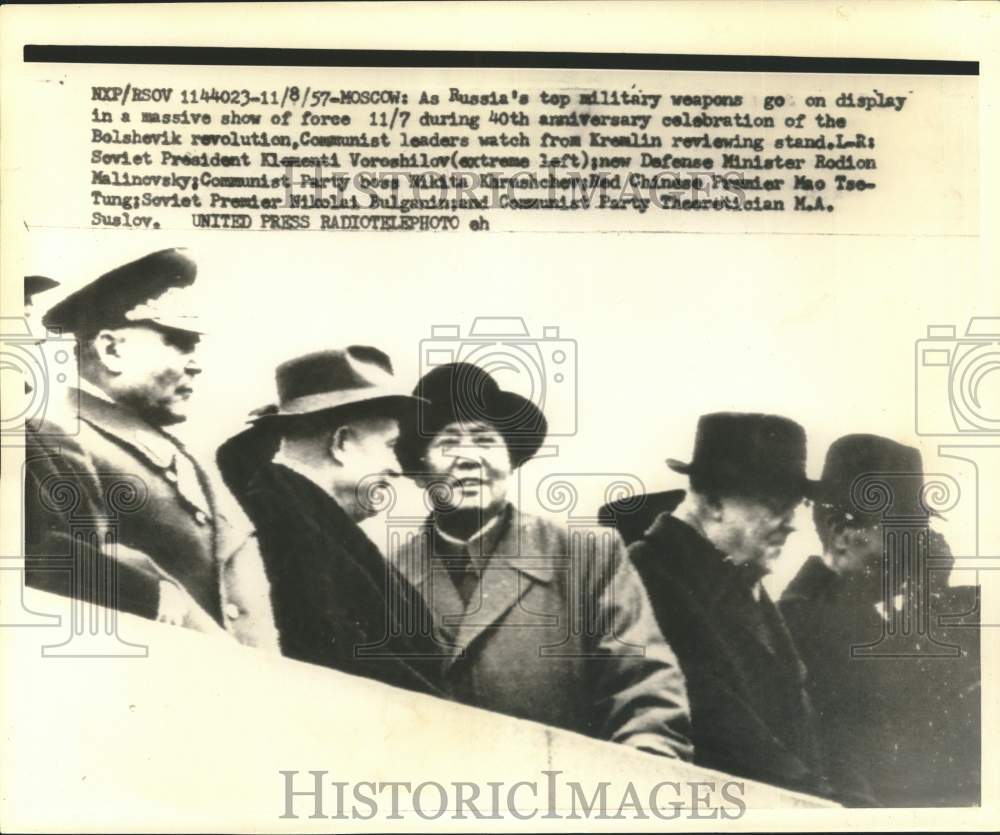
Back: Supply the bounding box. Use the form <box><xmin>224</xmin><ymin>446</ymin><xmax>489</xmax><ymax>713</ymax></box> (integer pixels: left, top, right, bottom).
<box><xmin>1</xmin><ymin>588</ymin><xmax>834</xmax><ymax>831</ymax></box>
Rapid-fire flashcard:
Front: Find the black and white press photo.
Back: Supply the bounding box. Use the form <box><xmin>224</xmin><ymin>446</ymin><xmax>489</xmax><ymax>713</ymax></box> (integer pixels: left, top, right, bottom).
<box><xmin>0</xmin><ymin>2</ymin><xmax>996</xmax><ymax>832</ymax></box>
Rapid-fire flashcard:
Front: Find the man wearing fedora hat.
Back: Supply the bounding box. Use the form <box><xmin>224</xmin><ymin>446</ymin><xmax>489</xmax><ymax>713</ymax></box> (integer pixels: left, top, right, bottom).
<box><xmin>216</xmin><ymin>346</ymin><xmax>446</xmax><ymax>696</ymax></box>
<box><xmin>392</xmin><ymin>362</ymin><xmax>693</xmax><ymax>759</ymax></box>
<box><xmin>780</xmin><ymin>434</ymin><xmax>980</xmax><ymax>806</ymax></box>
<box><xmin>25</xmin><ymin>249</ymin><xmax>278</xmax><ymax>649</ymax></box>
<box><xmin>627</xmin><ymin>412</ymin><xmax>826</xmax><ymax>795</ymax></box>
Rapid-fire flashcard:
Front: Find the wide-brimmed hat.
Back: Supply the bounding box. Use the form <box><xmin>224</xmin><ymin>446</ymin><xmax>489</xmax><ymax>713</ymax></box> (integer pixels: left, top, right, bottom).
<box><xmin>250</xmin><ymin>346</ymin><xmax>424</xmax><ymax>424</ymax></box>
<box><xmin>42</xmin><ymin>248</ymin><xmax>201</xmax><ymax>336</ymax></box>
<box><xmin>398</xmin><ymin>362</ymin><xmax>547</xmax><ymax>471</ymax></box>
<box><xmin>667</xmin><ymin>412</ymin><xmax>817</xmax><ymax>501</ymax></box>
<box><xmin>815</xmin><ymin>433</ymin><xmax>937</xmax><ymax>519</ymax></box>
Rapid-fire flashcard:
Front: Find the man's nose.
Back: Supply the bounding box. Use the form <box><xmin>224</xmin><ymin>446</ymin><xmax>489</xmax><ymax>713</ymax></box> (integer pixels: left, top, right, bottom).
<box><xmin>185</xmin><ymin>357</ymin><xmax>202</xmax><ymax>376</ymax></box>
<box><xmin>383</xmin><ymin>454</ymin><xmax>401</xmax><ymax>478</ymax></box>
<box><xmin>451</xmin><ymin>451</ymin><xmax>481</xmax><ymax>470</ymax></box>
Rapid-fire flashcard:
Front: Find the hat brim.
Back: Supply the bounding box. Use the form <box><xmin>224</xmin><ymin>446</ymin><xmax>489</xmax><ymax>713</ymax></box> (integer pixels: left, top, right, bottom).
<box><xmin>813</xmin><ymin>493</ymin><xmax>943</xmax><ymax>519</ymax></box>
<box><xmin>249</xmin><ymin>390</ymin><xmax>427</xmax><ymax>424</ymax></box>
<box><xmin>402</xmin><ymin>388</ymin><xmax>548</xmax><ymax>471</ymax></box>
<box><xmin>144</xmin><ymin>317</ymin><xmax>205</xmax><ymax>336</ymax></box>
<box><xmin>42</xmin><ymin>248</ymin><xmax>197</xmax><ymax>333</ymax></box>
<box><xmin>667</xmin><ymin>458</ymin><xmax>819</xmax><ymax>500</ymax></box>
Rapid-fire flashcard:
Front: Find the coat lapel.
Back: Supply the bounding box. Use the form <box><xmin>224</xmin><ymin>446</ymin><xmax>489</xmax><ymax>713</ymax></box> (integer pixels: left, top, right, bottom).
<box><xmin>652</xmin><ymin>513</ymin><xmax>792</xmax><ymax>673</ymax></box>
<box><xmin>78</xmin><ymin>389</ymin><xmax>214</xmax><ymax>517</ymax></box>
<box><xmin>399</xmin><ymin>507</ymin><xmax>555</xmax><ymax>671</ymax></box>
<box><xmin>709</xmin><ymin>562</ymin><xmax>807</xmax><ymax>685</ymax></box>
<box><xmin>757</xmin><ymin>586</ymin><xmax>809</xmax><ymax>681</ymax></box>
<box><xmin>446</xmin><ymin>560</ymin><xmax>531</xmax><ymax>667</ymax></box>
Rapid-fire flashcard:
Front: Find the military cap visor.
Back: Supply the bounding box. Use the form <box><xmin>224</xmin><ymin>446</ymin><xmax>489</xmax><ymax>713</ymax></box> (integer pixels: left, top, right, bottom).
<box><xmin>42</xmin><ymin>248</ymin><xmax>202</xmax><ymax>335</ymax></box>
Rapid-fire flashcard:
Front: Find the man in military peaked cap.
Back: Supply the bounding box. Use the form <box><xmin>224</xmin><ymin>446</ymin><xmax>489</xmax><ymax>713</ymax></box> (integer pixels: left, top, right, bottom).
<box><xmin>25</xmin><ymin>249</ymin><xmax>279</xmax><ymax>650</ymax></box>
<box><xmin>627</xmin><ymin>412</ymin><xmax>828</xmax><ymax>797</ymax></box>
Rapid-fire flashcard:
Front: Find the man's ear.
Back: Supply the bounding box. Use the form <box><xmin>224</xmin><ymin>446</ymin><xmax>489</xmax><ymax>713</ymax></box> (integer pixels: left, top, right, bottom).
<box><xmin>327</xmin><ymin>424</ymin><xmax>355</xmax><ymax>465</ymax></box>
<box><xmin>93</xmin><ymin>329</ymin><xmax>125</xmax><ymax>374</ymax></box>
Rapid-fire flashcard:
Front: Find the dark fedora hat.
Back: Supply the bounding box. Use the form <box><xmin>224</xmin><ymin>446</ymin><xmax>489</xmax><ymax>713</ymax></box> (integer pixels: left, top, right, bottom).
<box><xmin>815</xmin><ymin>433</ymin><xmax>936</xmax><ymax>519</ymax></box>
<box><xmin>250</xmin><ymin>345</ymin><xmax>424</xmax><ymax>424</ymax></box>
<box><xmin>668</xmin><ymin>412</ymin><xmax>817</xmax><ymax>501</ymax></box>
<box><xmin>398</xmin><ymin>362</ymin><xmax>547</xmax><ymax>471</ymax></box>
<box><xmin>42</xmin><ymin>248</ymin><xmax>201</xmax><ymax>336</ymax></box>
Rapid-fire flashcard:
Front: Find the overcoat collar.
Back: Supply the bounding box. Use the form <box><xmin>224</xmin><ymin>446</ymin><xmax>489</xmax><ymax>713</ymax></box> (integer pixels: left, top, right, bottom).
<box><xmin>644</xmin><ymin>509</ymin><xmax>760</xmax><ymax>607</ymax></box>
<box><xmin>264</xmin><ymin>462</ymin><xmax>374</xmax><ymax>556</ymax></box>
<box><xmin>399</xmin><ymin>503</ymin><xmax>556</xmax><ymax>668</ymax></box>
<box><xmin>643</xmin><ymin>509</ymin><xmax>802</xmax><ymax>671</ymax></box>
<box><xmin>404</xmin><ymin>504</ymin><xmax>557</xmax><ymax>587</ymax></box>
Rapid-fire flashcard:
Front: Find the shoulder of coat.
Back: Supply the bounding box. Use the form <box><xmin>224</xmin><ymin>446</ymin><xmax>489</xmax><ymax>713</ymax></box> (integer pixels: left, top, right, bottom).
<box><xmin>780</xmin><ymin>555</ymin><xmax>836</xmax><ymax>604</ymax></box>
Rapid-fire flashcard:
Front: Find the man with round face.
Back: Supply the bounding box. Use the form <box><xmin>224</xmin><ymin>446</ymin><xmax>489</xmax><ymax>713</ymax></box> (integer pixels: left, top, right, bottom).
<box><xmin>627</xmin><ymin>412</ymin><xmax>825</xmax><ymax>797</ymax></box>
<box><xmin>420</xmin><ymin>418</ymin><xmax>513</xmax><ymax>535</ymax></box>
<box><xmin>394</xmin><ymin>362</ymin><xmax>693</xmax><ymax>760</ymax></box>
<box><xmin>24</xmin><ymin>249</ymin><xmax>278</xmax><ymax>650</ymax></box>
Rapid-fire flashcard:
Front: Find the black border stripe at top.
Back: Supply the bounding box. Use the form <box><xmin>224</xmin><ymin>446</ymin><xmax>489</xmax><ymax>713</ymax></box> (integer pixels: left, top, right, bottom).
<box><xmin>23</xmin><ymin>46</ymin><xmax>978</xmax><ymax>75</ymax></box>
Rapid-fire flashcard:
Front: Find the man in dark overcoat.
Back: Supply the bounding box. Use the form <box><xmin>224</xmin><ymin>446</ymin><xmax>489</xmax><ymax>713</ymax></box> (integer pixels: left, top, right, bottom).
<box><xmin>627</xmin><ymin>412</ymin><xmax>827</xmax><ymax>796</ymax></box>
<box><xmin>780</xmin><ymin>434</ymin><xmax>980</xmax><ymax>806</ymax></box>
<box><xmin>217</xmin><ymin>347</ymin><xmax>447</xmax><ymax>697</ymax></box>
